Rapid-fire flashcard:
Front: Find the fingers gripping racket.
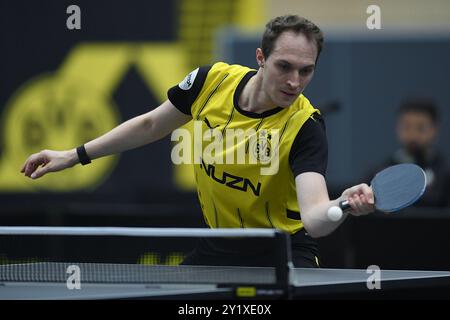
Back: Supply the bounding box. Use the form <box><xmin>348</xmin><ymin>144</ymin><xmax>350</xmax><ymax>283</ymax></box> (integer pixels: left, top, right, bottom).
<box><xmin>327</xmin><ymin>164</ymin><xmax>427</xmax><ymax>221</ymax></box>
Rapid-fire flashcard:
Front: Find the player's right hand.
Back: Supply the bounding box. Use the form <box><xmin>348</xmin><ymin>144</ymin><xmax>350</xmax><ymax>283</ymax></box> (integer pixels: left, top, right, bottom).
<box><xmin>340</xmin><ymin>183</ymin><xmax>375</xmax><ymax>216</ymax></box>
<box><xmin>21</xmin><ymin>149</ymin><xmax>78</xmax><ymax>179</ymax></box>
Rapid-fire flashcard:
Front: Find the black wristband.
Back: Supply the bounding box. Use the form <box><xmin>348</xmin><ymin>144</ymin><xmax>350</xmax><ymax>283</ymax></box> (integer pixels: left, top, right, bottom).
<box><xmin>76</xmin><ymin>145</ymin><xmax>91</xmax><ymax>165</ymax></box>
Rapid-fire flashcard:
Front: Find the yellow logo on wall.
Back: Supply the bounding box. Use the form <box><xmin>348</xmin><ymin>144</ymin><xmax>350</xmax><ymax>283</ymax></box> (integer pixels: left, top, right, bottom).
<box><xmin>0</xmin><ymin>43</ymin><xmax>193</xmax><ymax>191</ymax></box>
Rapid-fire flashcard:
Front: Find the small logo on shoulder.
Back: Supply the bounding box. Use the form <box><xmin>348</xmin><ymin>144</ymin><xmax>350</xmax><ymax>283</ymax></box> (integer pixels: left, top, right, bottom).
<box><xmin>179</xmin><ymin>68</ymin><xmax>199</xmax><ymax>90</ymax></box>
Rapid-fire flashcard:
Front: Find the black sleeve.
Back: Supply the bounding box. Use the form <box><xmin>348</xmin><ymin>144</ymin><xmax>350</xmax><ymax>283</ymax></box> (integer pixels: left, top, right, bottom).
<box><xmin>167</xmin><ymin>65</ymin><xmax>211</xmax><ymax>115</ymax></box>
<box><xmin>289</xmin><ymin>113</ymin><xmax>328</xmax><ymax>178</ymax></box>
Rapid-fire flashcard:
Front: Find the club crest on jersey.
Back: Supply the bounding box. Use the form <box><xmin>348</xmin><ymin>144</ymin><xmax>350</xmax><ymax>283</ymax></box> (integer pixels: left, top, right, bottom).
<box><xmin>251</xmin><ymin>129</ymin><xmax>273</xmax><ymax>163</ymax></box>
<box><xmin>178</xmin><ymin>68</ymin><xmax>199</xmax><ymax>90</ymax></box>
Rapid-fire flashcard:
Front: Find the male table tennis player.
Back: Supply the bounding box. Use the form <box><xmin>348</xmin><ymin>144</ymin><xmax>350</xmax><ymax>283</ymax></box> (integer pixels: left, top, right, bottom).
<box><xmin>21</xmin><ymin>15</ymin><xmax>375</xmax><ymax>268</ymax></box>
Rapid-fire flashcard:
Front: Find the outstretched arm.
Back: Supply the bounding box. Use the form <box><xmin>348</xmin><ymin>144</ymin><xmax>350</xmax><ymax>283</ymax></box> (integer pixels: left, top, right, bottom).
<box><xmin>21</xmin><ymin>100</ymin><xmax>191</xmax><ymax>179</ymax></box>
<box><xmin>296</xmin><ymin>172</ymin><xmax>374</xmax><ymax>238</ymax></box>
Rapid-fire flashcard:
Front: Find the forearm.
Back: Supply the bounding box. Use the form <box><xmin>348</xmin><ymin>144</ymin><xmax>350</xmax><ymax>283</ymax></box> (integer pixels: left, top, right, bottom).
<box><xmin>22</xmin><ymin>101</ymin><xmax>190</xmax><ymax>179</ymax></box>
<box><xmin>301</xmin><ymin>197</ymin><xmax>348</xmax><ymax>238</ymax></box>
<box><xmin>82</xmin><ymin>113</ymin><xmax>156</xmax><ymax>161</ymax></box>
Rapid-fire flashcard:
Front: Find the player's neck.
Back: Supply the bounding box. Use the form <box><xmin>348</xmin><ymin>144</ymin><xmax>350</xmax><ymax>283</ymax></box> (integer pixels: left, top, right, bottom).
<box><xmin>239</xmin><ymin>70</ymin><xmax>277</xmax><ymax>114</ymax></box>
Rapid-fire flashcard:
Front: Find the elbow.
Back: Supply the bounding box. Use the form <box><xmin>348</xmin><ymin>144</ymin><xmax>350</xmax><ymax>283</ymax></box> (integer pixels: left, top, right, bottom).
<box><xmin>303</xmin><ymin>227</ymin><xmax>330</xmax><ymax>239</ymax></box>
<box><xmin>141</xmin><ymin>114</ymin><xmax>158</xmax><ymax>141</ymax></box>
<box><xmin>141</xmin><ymin>114</ymin><xmax>154</xmax><ymax>131</ymax></box>
<box><xmin>301</xmin><ymin>215</ymin><xmax>333</xmax><ymax>238</ymax></box>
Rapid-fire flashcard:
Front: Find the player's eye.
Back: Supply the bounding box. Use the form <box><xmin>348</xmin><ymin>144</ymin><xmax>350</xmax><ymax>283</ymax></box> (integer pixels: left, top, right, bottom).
<box><xmin>277</xmin><ymin>63</ymin><xmax>290</xmax><ymax>72</ymax></box>
<box><xmin>300</xmin><ymin>68</ymin><xmax>313</xmax><ymax>76</ymax></box>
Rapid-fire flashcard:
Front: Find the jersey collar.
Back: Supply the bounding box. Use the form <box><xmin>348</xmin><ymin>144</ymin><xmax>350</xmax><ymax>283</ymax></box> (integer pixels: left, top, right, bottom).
<box><xmin>233</xmin><ymin>70</ymin><xmax>285</xmax><ymax>119</ymax></box>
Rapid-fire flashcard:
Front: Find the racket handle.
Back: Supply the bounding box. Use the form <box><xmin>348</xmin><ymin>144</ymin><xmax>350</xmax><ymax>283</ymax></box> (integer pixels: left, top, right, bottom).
<box><xmin>339</xmin><ymin>200</ymin><xmax>351</xmax><ymax>212</ymax></box>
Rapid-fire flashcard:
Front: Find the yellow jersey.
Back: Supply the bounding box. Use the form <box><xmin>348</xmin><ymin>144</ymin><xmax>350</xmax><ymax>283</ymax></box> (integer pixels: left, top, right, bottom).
<box><xmin>168</xmin><ymin>62</ymin><xmax>326</xmax><ymax>234</ymax></box>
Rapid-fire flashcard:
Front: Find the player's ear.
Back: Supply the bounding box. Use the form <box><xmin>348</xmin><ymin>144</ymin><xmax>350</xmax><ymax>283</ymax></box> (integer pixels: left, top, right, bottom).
<box><xmin>256</xmin><ymin>48</ymin><xmax>265</xmax><ymax>68</ymax></box>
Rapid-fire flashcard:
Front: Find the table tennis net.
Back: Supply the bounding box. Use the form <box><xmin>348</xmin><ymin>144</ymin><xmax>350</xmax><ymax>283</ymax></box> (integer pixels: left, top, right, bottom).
<box><xmin>0</xmin><ymin>227</ymin><xmax>285</xmax><ymax>285</ymax></box>
<box><xmin>0</xmin><ymin>262</ymin><xmax>276</xmax><ymax>285</ymax></box>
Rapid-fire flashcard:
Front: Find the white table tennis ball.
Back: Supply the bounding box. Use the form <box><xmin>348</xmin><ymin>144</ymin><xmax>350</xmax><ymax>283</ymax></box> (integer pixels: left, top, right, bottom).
<box><xmin>327</xmin><ymin>206</ymin><xmax>343</xmax><ymax>221</ymax></box>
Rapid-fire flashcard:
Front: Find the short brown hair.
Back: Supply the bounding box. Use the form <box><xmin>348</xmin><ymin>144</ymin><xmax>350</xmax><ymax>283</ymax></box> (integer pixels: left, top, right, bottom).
<box><xmin>261</xmin><ymin>15</ymin><xmax>324</xmax><ymax>61</ymax></box>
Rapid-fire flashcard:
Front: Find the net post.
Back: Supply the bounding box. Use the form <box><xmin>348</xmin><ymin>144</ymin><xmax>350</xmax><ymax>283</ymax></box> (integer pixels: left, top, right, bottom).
<box><xmin>274</xmin><ymin>230</ymin><xmax>293</xmax><ymax>299</ymax></box>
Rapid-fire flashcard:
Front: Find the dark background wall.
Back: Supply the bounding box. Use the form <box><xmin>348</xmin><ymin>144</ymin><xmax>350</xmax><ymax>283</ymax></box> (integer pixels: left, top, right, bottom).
<box><xmin>0</xmin><ymin>0</ymin><xmax>183</xmax><ymax>204</ymax></box>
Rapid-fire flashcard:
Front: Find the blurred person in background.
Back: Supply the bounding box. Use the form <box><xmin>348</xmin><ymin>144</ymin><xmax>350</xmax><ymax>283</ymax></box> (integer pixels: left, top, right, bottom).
<box><xmin>369</xmin><ymin>98</ymin><xmax>450</xmax><ymax>207</ymax></box>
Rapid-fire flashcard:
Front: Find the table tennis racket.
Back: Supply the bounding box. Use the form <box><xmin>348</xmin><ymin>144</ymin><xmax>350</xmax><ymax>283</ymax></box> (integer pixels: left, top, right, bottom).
<box><xmin>327</xmin><ymin>163</ymin><xmax>427</xmax><ymax>221</ymax></box>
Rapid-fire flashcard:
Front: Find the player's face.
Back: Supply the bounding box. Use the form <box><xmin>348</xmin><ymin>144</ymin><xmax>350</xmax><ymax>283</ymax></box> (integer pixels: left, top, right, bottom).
<box><xmin>260</xmin><ymin>31</ymin><xmax>318</xmax><ymax>107</ymax></box>
<box><xmin>397</xmin><ymin>112</ymin><xmax>437</xmax><ymax>152</ymax></box>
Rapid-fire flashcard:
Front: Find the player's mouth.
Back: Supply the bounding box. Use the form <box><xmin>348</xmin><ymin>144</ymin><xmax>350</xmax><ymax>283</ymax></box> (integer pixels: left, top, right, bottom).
<box><xmin>280</xmin><ymin>90</ymin><xmax>297</xmax><ymax>98</ymax></box>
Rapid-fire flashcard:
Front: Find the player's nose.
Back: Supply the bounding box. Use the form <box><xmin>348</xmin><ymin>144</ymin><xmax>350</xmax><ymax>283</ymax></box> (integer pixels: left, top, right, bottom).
<box><xmin>286</xmin><ymin>72</ymin><xmax>301</xmax><ymax>89</ymax></box>
<box><xmin>286</xmin><ymin>79</ymin><xmax>300</xmax><ymax>90</ymax></box>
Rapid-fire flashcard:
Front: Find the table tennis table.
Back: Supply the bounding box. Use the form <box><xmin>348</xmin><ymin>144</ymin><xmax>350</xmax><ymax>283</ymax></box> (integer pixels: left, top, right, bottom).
<box><xmin>1</xmin><ymin>262</ymin><xmax>450</xmax><ymax>299</ymax></box>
